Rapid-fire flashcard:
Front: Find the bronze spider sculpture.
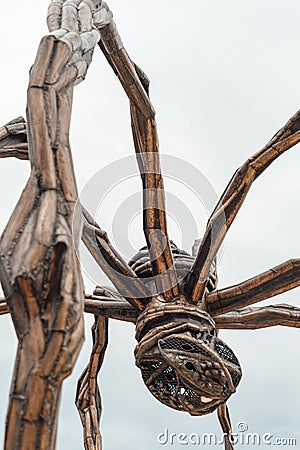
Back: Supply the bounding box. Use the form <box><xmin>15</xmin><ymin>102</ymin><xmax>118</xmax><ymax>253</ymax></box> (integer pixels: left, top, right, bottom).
<box><xmin>0</xmin><ymin>1</ymin><xmax>300</xmax><ymax>449</ymax></box>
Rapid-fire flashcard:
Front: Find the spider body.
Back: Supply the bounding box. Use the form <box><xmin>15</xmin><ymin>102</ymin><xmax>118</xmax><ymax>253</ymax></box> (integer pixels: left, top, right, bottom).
<box><xmin>135</xmin><ymin>301</ymin><xmax>242</xmax><ymax>416</ymax></box>
<box><xmin>128</xmin><ymin>242</ymin><xmax>242</xmax><ymax>415</ymax></box>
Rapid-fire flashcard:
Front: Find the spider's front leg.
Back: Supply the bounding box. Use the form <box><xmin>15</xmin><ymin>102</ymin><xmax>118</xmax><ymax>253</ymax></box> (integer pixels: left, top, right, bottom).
<box><xmin>0</xmin><ymin>1</ymin><xmax>100</xmax><ymax>448</ymax></box>
<box><xmin>94</xmin><ymin>3</ymin><xmax>180</xmax><ymax>300</ymax></box>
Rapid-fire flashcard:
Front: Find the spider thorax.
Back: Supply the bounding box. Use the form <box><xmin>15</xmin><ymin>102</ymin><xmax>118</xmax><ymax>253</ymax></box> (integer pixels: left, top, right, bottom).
<box><xmin>135</xmin><ymin>302</ymin><xmax>242</xmax><ymax>415</ymax></box>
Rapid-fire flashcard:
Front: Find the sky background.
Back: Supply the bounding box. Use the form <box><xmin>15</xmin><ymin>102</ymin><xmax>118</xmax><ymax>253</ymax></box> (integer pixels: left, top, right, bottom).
<box><xmin>1</xmin><ymin>1</ymin><xmax>300</xmax><ymax>449</ymax></box>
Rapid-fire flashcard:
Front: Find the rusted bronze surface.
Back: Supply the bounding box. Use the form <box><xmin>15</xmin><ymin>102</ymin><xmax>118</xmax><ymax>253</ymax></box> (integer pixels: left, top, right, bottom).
<box><xmin>1</xmin><ymin>2</ymin><xmax>300</xmax><ymax>450</ymax></box>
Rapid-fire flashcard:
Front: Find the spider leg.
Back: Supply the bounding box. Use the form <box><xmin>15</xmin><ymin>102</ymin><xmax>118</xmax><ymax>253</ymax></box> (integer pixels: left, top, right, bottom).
<box><xmin>94</xmin><ymin>5</ymin><xmax>179</xmax><ymax>301</ymax></box>
<box><xmin>0</xmin><ymin>290</ymin><xmax>137</xmax><ymax>323</ymax></box>
<box><xmin>215</xmin><ymin>303</ymin><xmax>300</xmax><ymax>329</ymax></box>
<box><xmin>206</xmin><ymin>258</ymin><xmax>300</xmax><ymax>315</ymax></box>
<box><xmin>76</xmin><ymin>315</ymin><xmax>108</xmax><ymax>450</ymax></box>
<box><xmin>0</xmin><ymin>117</ymin><xmax>28</xmax><ymax>159</ymax></box>
<box><xmin>217</xmin><ymin>404</ymin><xmax>235</xmax><ymax>450</ymax></box>
<box><xmin>82</xmin><ymin>207</ymin><xmax>150</xmax><ymax>310</ymax></box>
<box><xmin>85</xmin><ymin>296</ymin><xmax>137</xmax><ymax>323</ymax></box>
<box><xmin>87</xmin><ymin>285</ymin><xmax>138</xmax><ymax>322</ymax></box>
<box><xmin>0</xmin><ymin>2</ymin><xmax>102</xmax><ymax>446</ymax></box>
<box><xmin>182</xmin><ymin>110</ymin><xmax>300</xmax><ymax>303</ymax></box>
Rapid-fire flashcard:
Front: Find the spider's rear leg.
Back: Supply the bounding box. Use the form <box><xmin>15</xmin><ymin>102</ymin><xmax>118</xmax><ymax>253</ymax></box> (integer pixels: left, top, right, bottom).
<box><xmin>183</xmin><ymin>110</ymin><xmax>300</xmax><ymax>303</ymax></box>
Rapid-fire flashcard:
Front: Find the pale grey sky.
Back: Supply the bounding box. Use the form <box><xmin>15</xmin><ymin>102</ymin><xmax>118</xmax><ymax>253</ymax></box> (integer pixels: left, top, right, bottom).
<box><xmin>1</xmin><ymin>1</ymin><xmax>300</xmax><ymax>449</ymax></box>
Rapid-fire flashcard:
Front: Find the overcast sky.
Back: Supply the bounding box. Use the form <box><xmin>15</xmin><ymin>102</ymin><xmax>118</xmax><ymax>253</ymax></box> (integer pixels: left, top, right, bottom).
<box><xmin>1</xmin><ymin>1</ymin><xmax>300</xmax><ymax>449</ymax></box>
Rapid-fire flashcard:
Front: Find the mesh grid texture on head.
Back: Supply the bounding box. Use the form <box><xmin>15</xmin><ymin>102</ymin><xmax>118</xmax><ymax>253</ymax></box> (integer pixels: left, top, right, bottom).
<box><xmin>136</xmin><ymin>327</ymin><xmax>242</xmax><ymax>416</ymax></box>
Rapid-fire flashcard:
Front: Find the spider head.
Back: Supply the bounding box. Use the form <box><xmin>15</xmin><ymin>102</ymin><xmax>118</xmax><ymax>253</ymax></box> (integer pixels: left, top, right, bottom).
<box><xmin>135</xmin><ymin>304</ymin><xmax>242</xmax><ymax>415</ymax></box>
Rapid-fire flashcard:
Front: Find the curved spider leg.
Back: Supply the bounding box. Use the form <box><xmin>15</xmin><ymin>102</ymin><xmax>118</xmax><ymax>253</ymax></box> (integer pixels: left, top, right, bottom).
<box><xmin>94</xmin><ymin>4</ymin><xmax>179</xmax><ymax>301</ymax></box>
<box><xmin>77</xmin><ymin>285</ymin><xmax>139</xmax><ymax>450</ymax></box>
<box><xmin>0</xmin><ymin>1</ymin><xmax>101</xmax><ymax>447</ymax></box>
<box><xmin>206</xmin><ymin>258</ymin><xmax>300</xmax><ymax>315</ymax></box>
<box><xmin>182</xmin><ymin>109</ymin><xmax>300</xmax><ymax>303</ymax></box>
<box><xmin>217</xmin><ymin>404</ymin><xmax>234</xmax><ymax>450</ymax></box>
<box><xmin>76</xmin><ymin>315</ymin><xmax>108</xmax><ymax>450</ymax></box>
<box><xmin>215</xmin><ymin>303</ymin><xmax>300</xmax><ymax>329</ymax></box>
<box><xmin>82</xmin><ymin>207</ymin><xmax>151</xmax><ymax>309</ymax></box>
<box><xmin>0</xmin><ymin>117</ymin><xmax>28</xmax><ymax>159</ymax></box>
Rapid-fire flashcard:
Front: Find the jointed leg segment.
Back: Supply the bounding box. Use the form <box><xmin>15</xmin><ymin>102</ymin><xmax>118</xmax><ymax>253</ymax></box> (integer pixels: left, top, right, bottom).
<box><xmin>215</xmin><ymin>303</ymin><xmax>300</xmax><ymax>330</ymax></box>
<box><xmin>76</xmin><ymin>315</ymin><xmax>108</xmax><ymax>450</ymax></box>
<box><xmin>96</xmin><ymin>7</ymin><xmax>179</xmax><ymax>300</ymax></box>
<box><xmin>0</xmin><ymin>2</ymin><xmax>101</xmax><ymax>448</ymax></box>
<box><xmin>217</xmin><ymin>405</ymin><xmax>234</xmax><ymax>450</ymax></box>
<box><xmin>206</xmin><ymin>259</ymin><xmax>300</xmax><ymax>315</ymax></box>
<box><xmin>82</xmin><ymin>207</ymin><xmax>150</xmax><ymax>309</ymax></box>
<box><xmin>183</xmin><ymin>110</ymin><xmax>300</xmax><ymax>304</ymax></box>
